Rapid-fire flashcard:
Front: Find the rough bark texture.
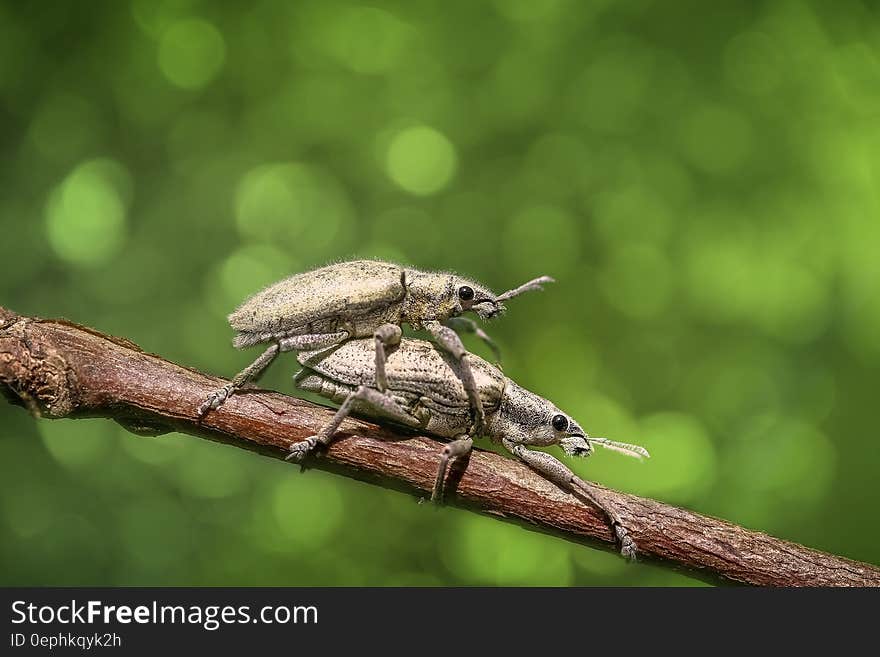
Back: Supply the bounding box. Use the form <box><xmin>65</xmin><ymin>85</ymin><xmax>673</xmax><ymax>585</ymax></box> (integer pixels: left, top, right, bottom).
<box><xmin>1</xmin><ymin>305</ymin><xmax>878</xmax><ymax>587</ymax></box>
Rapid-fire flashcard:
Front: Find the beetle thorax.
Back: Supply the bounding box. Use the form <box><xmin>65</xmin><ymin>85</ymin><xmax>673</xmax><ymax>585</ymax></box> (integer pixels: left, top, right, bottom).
<box><xmin>401</xmin><ymin>269</ymin><xmax>458</xmax><ymax>327</ymax></box>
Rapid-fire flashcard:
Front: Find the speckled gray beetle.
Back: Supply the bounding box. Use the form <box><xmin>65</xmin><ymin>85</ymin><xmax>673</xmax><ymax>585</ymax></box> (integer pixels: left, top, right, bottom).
<box><xmin>198</xmin><ymin>260</ymin><xmax>552</xmax><ymax>431</ymax></box>
<box><xmin>289</xmin><ymin>337</ymin><xmax>649</xmax><ymax>559</ymax></box>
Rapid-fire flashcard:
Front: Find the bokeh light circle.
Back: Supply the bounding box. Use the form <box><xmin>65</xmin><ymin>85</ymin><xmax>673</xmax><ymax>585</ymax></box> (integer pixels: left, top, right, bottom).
<box><xmin>158</xmin><ymin>19</ymin><xmax>226</xmax><ymax>89</ymax></box>
<box><xmin>445</xmin><ymin>515</ymin><xmax>573</xmax><ymax>585</ymax></box>
<box><xmin>385</xmin><ymin>125</ymin><xmax>457</xmax><ymax>195</ymax></box>
<box><xmin>45</xmin><ymin>158</ymin><xmax>130</xmax><ymax>267</ymax></box>
<box><xmin>220</xmin><ymin>243</ymin><xmax>293</xmax><ymax>308</ymax></box>
<box><xmin>235</xmin><ymin>162</ymin><xmax>353</xmax><ymax>253</ymax></box>
<box><xmin>325</xmin><ymin>7</ymin><xmax>411</xmax><ymax>74</ymax></box>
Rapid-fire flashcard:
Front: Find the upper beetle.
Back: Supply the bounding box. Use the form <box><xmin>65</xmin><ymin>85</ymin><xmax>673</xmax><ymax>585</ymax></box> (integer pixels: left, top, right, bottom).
<box><xmin>199</xmin><ymin>259</ymin><xmax>553</xmax><ymax>430</ymax></box>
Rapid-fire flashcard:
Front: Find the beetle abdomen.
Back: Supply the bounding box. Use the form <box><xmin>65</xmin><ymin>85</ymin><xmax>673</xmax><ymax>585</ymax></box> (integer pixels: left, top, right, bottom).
<box><xmin>228</xmin><ymin>260</ymin><xmax>406</xmax><ymax>347</ymax></box>
<box><xmin>298</xmin><ymin>338</ymin><xmax>505</xmax><ymax>414</ymax></box>
<box><xmin>296</xmin><ymin>372</ymin><xmax>354</xmax><ymax>406</ymax></box>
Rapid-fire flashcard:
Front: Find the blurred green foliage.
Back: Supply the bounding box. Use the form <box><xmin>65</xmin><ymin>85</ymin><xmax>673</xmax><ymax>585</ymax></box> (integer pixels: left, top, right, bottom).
<box><xmin>1</xmin><ymin>0</ymin><xmax>879</xmax><ymax>586</ymax></box>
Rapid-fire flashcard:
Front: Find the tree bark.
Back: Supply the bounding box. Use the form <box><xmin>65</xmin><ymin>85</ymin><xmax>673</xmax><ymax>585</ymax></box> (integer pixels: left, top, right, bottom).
<box><xmin>1</xmin><ymin>305</ymin><xmax>878</xmax><ymax>587</ymax></box>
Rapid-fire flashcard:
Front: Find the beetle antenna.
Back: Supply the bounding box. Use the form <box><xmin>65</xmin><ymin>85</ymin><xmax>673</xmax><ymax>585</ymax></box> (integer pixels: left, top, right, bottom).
<box><xmin>496</xmin><ymin>275</ymin><xmax>555</xmax><ymax>302</ymax></box>
<box><xmin>588</xmin><ymin>437</ymin><xmax>650</xmax><ymax>460</ymax></box>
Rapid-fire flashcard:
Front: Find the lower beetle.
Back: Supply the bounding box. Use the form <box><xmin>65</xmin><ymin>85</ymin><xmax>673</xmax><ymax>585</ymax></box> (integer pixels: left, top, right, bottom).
<box><xmin>289</xmin><ymin>337</ymin><xmax>649</xmax><ymax>559</ymax></box>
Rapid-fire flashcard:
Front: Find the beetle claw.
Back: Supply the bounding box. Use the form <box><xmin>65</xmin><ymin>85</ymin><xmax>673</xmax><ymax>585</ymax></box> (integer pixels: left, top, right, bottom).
<box><xmin>285</xmin><ymin>436</ymin><xmax>318</xmax><ymax>464</ymax></box>
<box><xmin>197</xmin><ymin>384</ymin><xmax>233</xmax><ymax>418</ymax></box>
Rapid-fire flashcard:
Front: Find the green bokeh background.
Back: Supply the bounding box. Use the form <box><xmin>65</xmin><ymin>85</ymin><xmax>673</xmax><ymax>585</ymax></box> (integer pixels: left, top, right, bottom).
<box><xmin>2</xmin><ymin>0</ymin><xmax>879</xmax><ymax>586</ymax></box>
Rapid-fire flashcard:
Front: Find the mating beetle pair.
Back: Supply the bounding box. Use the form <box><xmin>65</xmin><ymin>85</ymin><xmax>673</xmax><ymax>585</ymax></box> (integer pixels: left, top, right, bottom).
<box><xmin>200</xmin><ymin>259</ymin><xmax>648</xmax><ymax>559</ymax></box>
<box><xmin>198</xmin><ymin>259</ymin><xmax>551</xmax><ymax>433</ymax></box>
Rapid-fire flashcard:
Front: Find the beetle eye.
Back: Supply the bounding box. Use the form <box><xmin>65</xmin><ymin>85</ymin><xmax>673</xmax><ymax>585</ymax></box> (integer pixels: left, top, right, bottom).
<box><xmin>458</xmin><ymin>285</ymin><xmax>475</xmax><ymax>301</ymax></box>
<box><xmin>552</xmin><ymin>414</ymin><xmax>568</xmax><ymax>431</ymax></box>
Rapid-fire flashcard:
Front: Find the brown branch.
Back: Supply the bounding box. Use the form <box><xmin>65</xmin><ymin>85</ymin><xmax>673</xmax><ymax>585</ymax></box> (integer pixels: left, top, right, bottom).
<box><xmin>1</xmin><ymin>305</ymin><xmax>878</xmax><ymax>587</ymax></box>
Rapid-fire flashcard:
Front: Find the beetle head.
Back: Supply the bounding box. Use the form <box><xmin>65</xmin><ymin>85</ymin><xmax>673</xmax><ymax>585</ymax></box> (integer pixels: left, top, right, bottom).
<box><xmin>493</xmin><ymin>380</ymin><xmax>649</xmax><ymax>460</ymax></box>
<box><xmin>450</xmin><ymin>276</ymin><xmax>505</xmax><ymax>320</ymax></box>
<box><xmin>493</xmin><ymin>381</ymin><xmax>590</xmax><ymax>451</ymax></box>
<box><xmin>403</xmin><ymin>270</ymin><xmax>503</xmax><ymax>322</ymax></box>
<box><xmin>404</xmin><ymin>269</ymin><xmax>554</xmax><ymax>324</ymax></box>
<box><xmin>453</xmin><ymin>273</ymin><xmax>556</xmax><ymax>320</ymax></box>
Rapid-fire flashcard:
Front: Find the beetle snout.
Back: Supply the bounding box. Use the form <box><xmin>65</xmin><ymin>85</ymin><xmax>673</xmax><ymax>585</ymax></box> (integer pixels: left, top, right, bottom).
<box><xmin>473</xmin><ymin>299</ymin><xmax>505</xmax><ymax>320</ymax></box>
<box><xmin>571</xmin><ymin>434</ymin><xmax>591</xmax><ymax>455</ymax></box>
<box><xmin>559</xmin><ymin>434</ymin><xmax>593</xmax><ymax>458</ymax></box>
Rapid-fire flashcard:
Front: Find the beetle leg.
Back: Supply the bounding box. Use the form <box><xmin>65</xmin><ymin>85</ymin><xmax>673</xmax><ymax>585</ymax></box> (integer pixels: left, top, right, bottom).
<box><xmin>502</xmin><ymin>439</ymin><xmax>638</xmax><ymax>561</ymax></box>
<box><xmin>286</xmin><ymin>385</ymin><xmax>419</xmax><ymax>463</ymax></box>
<box><xmin>373</xmin><ymin>323</ymin><xmax>402</xmax><ymax>392</ymax></box>
<box><xmin>431</xmin><ymin>434</ymin><xmax>473</xmax><ymax>504</ymax></box>
<box><xmin>444</xmin><ymin>317</ymin><xmax>501</xmax><ymax>362</ymax></box>
<box><xmin>197</xmin><ymin>331</ymin><xmax>350</xmax><ymax>417</ymax></box>
<box><xmin>198</xmin><ymin>343</ymin><xmax>281</xmax><ymax>417</ymax></box>
<box><xmin>423</xmin><ymin>320</ymin><xmax>486</xmax><ymax>435</ymax></box>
